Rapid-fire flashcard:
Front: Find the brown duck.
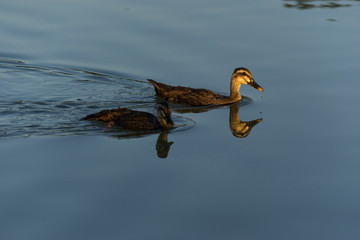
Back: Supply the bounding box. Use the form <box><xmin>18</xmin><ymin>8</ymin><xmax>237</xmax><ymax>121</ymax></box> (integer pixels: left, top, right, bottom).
<box><xmin>148</xmin><ymin>67</ymin><xmax>263</xmax><ymax>106</ymax></box>
<box><xmin>82</xmin><ymin>101</ymin><xmax>174</xmax><ymax>130</ymax></box>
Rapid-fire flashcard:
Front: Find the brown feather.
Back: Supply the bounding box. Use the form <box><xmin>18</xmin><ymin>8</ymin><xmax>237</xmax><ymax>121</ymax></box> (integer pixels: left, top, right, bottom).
<box><xmin>148</xmin><ymin>79</ymin><xmax>230</xmax><ymax>106</ymax></box>
<box><xmin>147</xmin><ymin>68</ymin><xmax>263</xmax><ymax>106</ymax></box>
<box><xmin>82</xmin><ymin>108</ymin><xmax>161</xmax><ymax>130</ymax></box>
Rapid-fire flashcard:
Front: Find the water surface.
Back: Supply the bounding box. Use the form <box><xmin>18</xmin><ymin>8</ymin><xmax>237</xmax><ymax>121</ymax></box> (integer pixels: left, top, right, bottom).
<box><xmin>1</xmin><ymin>0</ymin><xmax>360</xmax><ymax>239</ymax></box>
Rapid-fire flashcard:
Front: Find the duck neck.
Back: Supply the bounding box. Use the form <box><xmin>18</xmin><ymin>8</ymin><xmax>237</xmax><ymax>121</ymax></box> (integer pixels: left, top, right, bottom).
<box><xmin>158</xmin><ymin>116</ymin><xmax>174</xmax><ymax>129</ymax></box>
<box><xmin>229</xmin><ymin>104</ymin><xmax>240</xmax><ymax>126</ymax></box>
<box><xmin>229</xmin><ymin>79</ymin><xmax>241</xmax><ymax>101</ymax></box>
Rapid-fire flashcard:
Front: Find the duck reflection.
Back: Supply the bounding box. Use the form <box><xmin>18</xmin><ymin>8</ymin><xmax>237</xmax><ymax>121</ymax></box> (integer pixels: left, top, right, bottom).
<box><xmin>283</xmin><ymin>0</ymin><xmax>352</xmax><ymax>9</ymax></box>
<box><xmin>85</xmin><ymin>101</ymin><xmax>261</xmax><ymax>160</ymax></box>
<box><xmin>156</xmin><ymin>130</ymin><xmax>174</xmax><ymax>158</ymax></box>
<box><xmin>174</xmin><ymin>101</ymin><xmax>262</xmax><ymax>138</ymax></box>
<box><xmin>106</xmin><ymin>130</ymin><xmax>175</xmax><ymax>159</ymax></box>
<box><xmin>229</xmin><ymin>103</ymin><xmax>262</xmax><ymax>138</ymax></box>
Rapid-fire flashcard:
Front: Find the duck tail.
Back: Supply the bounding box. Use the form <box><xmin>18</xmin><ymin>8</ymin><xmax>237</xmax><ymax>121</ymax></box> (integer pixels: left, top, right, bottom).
<box><xmin>81</xmin><ymin>113</ymin><xmax>96</xmax><ymax>120</ymax></box>
<box><xmin>147</xmin><ymin>79</ymin><xmax>161</xmax><ymax>94</ymax></box>
<box><xmin>147</xmin><ymin>79</ymin><xmax>157</xmax><ymax>86</ymax></box>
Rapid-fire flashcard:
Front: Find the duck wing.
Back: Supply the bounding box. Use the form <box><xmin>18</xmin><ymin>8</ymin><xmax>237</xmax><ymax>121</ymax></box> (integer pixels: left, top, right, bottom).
<box><xmin>115</xmin><ymin>111</ymin><xmax>161</xmax><ymax>130</ymax></box>
<box><xmin>83</xmin><ymin>108</ymin><xmax>161</xmax><ymax>130</ymax></box>
<box><xmin>82</xmin><ymin>108</ymin><xmax>132</xmax><ymax>121</ymax></box>
<box><xmin>148</xmin><ymin>79</ymin><xmax>225</xmax><ymax>106</ymax></box>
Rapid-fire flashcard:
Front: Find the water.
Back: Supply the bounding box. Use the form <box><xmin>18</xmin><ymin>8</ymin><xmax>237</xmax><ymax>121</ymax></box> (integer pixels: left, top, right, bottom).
<box><xmin>0</xmin><ymin>59</ymin><xmax>195</xmax><ymax>138</ymax></box>
<box><xmin>1</xmin><ymin>0</ymin><xmax>360</xmax><ymax>239</ymax></box>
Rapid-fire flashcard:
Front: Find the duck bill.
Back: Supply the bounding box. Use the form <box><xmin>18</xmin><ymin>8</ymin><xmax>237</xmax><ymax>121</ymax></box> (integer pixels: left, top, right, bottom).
<box><xmin>249</xmin><ymin>118</ymin><xmax>263</xmax><ymax>127</ymax></box>
<box><xmin>249</xmin><ymin>79</ymin><xmax>264</xmax><ymax>92</ymax></box>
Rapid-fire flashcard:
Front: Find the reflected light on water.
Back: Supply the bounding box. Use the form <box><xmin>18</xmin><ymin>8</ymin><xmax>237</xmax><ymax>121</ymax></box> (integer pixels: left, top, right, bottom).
<box><xmin>229</xmin><ymin>103</ymin><xmax>262</xmax><ymax>138</ymax></box>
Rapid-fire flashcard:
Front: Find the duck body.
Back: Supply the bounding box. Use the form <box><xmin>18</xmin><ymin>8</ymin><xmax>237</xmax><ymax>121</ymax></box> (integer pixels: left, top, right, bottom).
<box><xmin>148</xmin><ymin>67</ymin><xmax>263</xmax><ymax>106</ymax></box>
<box><xmin>148</xmin><ymin>80</ymin><xmax>235</xmax><ymax>106</ymax></box>
<box><xmin>82</xmin><ymin>102</ymin><xmax>174</xmax><ymax>130</ymax></box>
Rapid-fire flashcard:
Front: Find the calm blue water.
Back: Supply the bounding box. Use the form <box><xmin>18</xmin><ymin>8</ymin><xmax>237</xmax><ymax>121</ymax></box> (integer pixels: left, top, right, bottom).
<box><xmin>1</xmin><ymin>0</ymin><xmax>360</xmax><ymax>239</ymax></box>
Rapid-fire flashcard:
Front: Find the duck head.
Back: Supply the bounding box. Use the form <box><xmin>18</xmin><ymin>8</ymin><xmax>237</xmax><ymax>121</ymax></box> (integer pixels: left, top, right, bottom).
<box><xmin>231</xmin><ymin>67</ymin><xmax>264</xmax><ymax>92</ymax></box>
<box><xmin>157</xmin><ymin>101</ymin><xmax>174</xmax><ymax>129</ymax></box>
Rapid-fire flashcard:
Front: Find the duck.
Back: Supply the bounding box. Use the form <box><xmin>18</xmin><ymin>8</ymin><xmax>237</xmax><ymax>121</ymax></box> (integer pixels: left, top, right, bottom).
<box><xmin>82</xmin><ymin>101</ymin><xmax>174</xmax><ymax>130</ymax></box>
<box><xmin>148</xmin><ymin>67</ymin><xmax>263</xmax><ymax>106</ymax></box>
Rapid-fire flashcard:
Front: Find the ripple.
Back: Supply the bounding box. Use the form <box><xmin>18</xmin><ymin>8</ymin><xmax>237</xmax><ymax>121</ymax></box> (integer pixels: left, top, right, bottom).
<box><xmin>83</xmin><ymin>115</ymin><xmax>196</xmax><ymax>139</ymax></box>
<box><xmin>0</xmin><ymin>58</ymin><xmax>195</xmax><ymax>139</ymax></box>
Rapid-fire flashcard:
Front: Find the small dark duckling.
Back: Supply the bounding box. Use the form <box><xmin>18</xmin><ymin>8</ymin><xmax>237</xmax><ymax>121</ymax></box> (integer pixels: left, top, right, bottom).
<box><xmin>82</xmin><ymin>101</ymin><xmax>174</xmax><ymax>130</ymax></box>
<box><xmin>148</xmin><ymin>67</ymin><xmax>263</xmax><ymax>106</ymax></box>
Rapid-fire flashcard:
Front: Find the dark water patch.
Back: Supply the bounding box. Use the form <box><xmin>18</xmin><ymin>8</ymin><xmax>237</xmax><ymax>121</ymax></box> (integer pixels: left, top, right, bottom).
<box><xmin>283</xmin><ymin>0</ymin><xmax>357</xmax><ymax>9</ymax></box>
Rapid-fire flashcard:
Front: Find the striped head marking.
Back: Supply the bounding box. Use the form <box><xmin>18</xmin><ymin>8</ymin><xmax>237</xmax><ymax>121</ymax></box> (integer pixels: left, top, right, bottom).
<box><xmin>232</xmin><ymin>67</ymin><xmax>253</xmax><ymax>84</ymax></box>
<box><xmin>232</xmin><ymin>67</ymin><xmax>263</xmax><ymax>91</ymax></box>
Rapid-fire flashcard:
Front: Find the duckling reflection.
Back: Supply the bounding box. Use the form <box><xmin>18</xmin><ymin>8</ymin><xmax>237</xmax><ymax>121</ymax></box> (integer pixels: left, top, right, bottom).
<box><xmin>156</xmin><ymin>130</ymin><xmax>174</xmax><ymax>158</ymax></box>
<box><xmin>229</xmin><ymin>103</ymin><xmax>262</xmax><ymax>138</ymax></box>
<box><xmin>107</xmin><ymin>130</ymin><xmax>174</xmax><ymax>159</ymax></box>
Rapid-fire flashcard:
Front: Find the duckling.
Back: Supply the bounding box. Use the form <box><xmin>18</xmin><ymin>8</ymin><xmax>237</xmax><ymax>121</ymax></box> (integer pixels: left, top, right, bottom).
<box><xmin>82</xmin><ymin>101</ymin><xmax>174</xmax><ymax>130</ymax></box>
<box><xmin>156</xmin><ymin>130</ymin><xmax>173</xmax><ymax>158</ymax></box>
<box><xmin>148</xmin><ymin>67</ymin><xmax>263</xmax><ymax>106</ymax></box>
